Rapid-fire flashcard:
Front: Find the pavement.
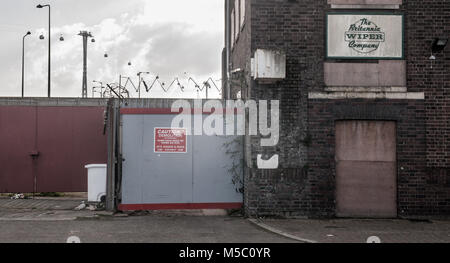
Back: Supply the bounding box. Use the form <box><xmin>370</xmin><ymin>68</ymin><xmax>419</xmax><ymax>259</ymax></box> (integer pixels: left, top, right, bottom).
<box><xmin>0</xmin><ymin>197</ymin><xmax>98</xmax><ymax>221</ymax></box>
<box><xmin>0</xmin><ymin>198</ymin><xmax>295</xmax><ymax>243</ymax></box>
<box><xmin>0</xmin><ymin>215</ymin><xmax>301</xmax><ymax>243</ymax></box>
<box><xmin>251</xmin><ymin>218</ymin><xmax>450</xmax><ymax>243</ymax></box>
<box><xmin>0</xmin><ymin>197</ymin><xmax>83</xmax><ymax>211</ymax></box>
<box><xmin>1</xmin><ymin>198</ymin><xmax>450</xmax><ymax>243</ymax></box>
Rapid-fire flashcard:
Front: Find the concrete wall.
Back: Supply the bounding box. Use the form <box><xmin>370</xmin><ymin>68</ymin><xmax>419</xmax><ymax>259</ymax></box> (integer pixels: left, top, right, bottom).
<box><xmin>0</xmin><ymin>97</ymin><xmax>108</xmax><ymax>107</ymax></box>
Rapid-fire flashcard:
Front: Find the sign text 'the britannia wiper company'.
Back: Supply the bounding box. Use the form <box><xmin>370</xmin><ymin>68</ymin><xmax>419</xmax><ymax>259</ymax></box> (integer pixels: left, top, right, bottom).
<box><xmin>327</xmin><ymin>14</ymin><xmax>404</xmax><ymax>59</ymax></box>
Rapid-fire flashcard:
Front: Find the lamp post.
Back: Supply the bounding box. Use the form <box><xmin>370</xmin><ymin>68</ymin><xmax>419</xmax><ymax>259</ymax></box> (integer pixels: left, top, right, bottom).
<box><xmin>432</xmin><ymin>37</ymin><xmax>448</xmax><ymax>53</ymax></box>
<box><xmin>36</xmin><ymin>4</ymin><xmax>51</xmax><ymax>98</ymax></box>
<box><xmin>21</xmin><ymin>31</ymin><xmax>31</xmax><ymax>98</ymax></box>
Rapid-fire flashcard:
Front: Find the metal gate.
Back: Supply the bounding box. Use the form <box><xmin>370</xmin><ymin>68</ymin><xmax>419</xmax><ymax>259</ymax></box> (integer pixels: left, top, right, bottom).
<box><xmin>119</xmin><ymin>108</ymin><xmax>243</xmax><ymax>210</ymax></box>
<box><xmin>336</xmin><ymin>121</ymin><xmax>397</xmax><ymax>218</ymax></box>
<box><xmin>0</xmin><ymin>103</ymin><xmax>107</xmax><ymax>193</ymax></box>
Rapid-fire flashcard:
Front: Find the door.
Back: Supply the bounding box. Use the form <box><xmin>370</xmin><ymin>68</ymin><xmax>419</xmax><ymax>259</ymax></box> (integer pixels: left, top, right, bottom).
<box><xmin>0</xmin><ymin>106</ymin><xmax>35</xmax><ymax>193</ymax></box>
<box><xmin>335</xmin><ymin>121</ymin><xmax>397</xmax><ymax>218</ymax></box>
<box><xmin>34</xmin><ymin>106</ymin><xmax>107</xmax><ymax>192</ymax></box>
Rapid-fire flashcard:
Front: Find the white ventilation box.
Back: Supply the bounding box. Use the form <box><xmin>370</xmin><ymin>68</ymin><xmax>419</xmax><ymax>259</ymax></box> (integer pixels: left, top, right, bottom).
<box><xmin>251</xmin><ymin>49</ymin><xmax>286</xmax><ymax>82</ymax></box>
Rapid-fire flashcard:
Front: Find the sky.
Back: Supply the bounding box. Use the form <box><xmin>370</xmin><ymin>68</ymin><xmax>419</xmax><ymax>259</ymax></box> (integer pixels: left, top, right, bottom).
<box><xmin>0</xmin><ymin>0</ymin><xmax>224</xmax><ymax>99</ymax></box>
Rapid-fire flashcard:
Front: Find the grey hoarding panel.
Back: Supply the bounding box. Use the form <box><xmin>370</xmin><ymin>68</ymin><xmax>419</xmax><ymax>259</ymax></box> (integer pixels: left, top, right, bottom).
<box><xmin>122</xmin><ymin>114</ymin><xmax>194</xmax><ymax>205</ymax></box>
<box><xmin>193</xmin><ymin>134</ymin><xmax>243</xmax><ymax>204</ymax></box>
<box><xmin>121</xmin><ymin>115</ymin><xmax>144</xmax><ymax>205</ymax></box>
<box><xmin>141</xmin><ymin>115</ymin><xmax>194</xmax><ymax>205</ymax></box>
<box><xmin>121</xmin><ymin>113</ymin><xmax>242</xmax><ymax>206</ymax></box>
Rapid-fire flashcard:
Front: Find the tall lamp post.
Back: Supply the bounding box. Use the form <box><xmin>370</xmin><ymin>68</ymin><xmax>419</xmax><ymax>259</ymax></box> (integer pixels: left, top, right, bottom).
<box><xmin>21</xmin><ymin>31</ymin><xmax>31</xmax><ymax>98</ymax></box>
<box><xmin>36</xmin><ymin>4</ymin><xmax>51</xmax><ymax>98</ymax></box>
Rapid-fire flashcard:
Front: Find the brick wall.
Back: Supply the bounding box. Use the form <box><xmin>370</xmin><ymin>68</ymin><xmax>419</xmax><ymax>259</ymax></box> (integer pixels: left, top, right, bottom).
<box><xmin>230</xmin><ymin>0</ymin><xmax>252</xmax><ymax>99</ymax></box>
<box><xmin>228</xmin><ymin>0</ymin><xmax>450</xmax><ymax>217</ymax></box>
<box><xmin>307</xmin><ymin>99</ymin><xmax>450</xmax><ymax>216</ymax></box>
<box><xmin>405</xmin><ymin>1</ymin><xmax>450</xmax><ymax>169</ymax></box>
<box><xmin>405</xmin><ymin>0</ymin><xmax>450</xmax><ymax>215</ymax></box>
<box><xmin>241</xmin><ymin>0</ymin><xmax>325</xmax><ymax>217</ymax></box>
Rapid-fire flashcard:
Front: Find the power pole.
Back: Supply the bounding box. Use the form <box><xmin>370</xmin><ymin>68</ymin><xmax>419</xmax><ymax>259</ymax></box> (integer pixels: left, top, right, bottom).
<box><xmin>78</xmin><ymin>31</ymin><xmax>93</xmax><ymax>98</ymax></box>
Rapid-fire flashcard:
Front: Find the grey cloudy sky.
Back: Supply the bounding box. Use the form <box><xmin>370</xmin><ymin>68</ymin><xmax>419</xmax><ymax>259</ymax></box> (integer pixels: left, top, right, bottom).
<box><xmin>0</xmin><ymin>0</ymin><xmax>224</xmax><ymax>98</ymax></box>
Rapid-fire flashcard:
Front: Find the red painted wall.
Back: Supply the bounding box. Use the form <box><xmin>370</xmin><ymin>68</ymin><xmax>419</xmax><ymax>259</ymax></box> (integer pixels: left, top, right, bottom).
<box><xmin>0</xmin><ymin>106</ymin><xmax>107</xmax><ymax>193</ymax></box>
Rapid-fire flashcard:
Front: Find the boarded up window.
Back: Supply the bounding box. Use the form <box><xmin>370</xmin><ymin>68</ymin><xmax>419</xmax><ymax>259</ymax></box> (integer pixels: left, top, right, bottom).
<box><xmin>335</xmin><ymin>121</ymin><xmax>397</xmax><ymax>218</ymax></box>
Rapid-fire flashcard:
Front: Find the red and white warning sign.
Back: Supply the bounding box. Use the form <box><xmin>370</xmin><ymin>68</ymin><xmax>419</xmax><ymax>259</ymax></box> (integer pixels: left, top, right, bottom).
<box><xmin>154</xmin><ymin>128</ymin><xmax>187</xmax><ymax>153</ymax></box>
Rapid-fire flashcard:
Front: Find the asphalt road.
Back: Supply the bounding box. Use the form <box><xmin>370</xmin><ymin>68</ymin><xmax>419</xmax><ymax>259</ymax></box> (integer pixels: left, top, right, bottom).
<box><xmin>2</xmin><ymin>199</ymin><xmax>449</xmax><ymax>243</ymax></box>
<box><xmin>0</xmin><ymin>215</ymin><xmax>295</xmax><ymax>243</ymax></box>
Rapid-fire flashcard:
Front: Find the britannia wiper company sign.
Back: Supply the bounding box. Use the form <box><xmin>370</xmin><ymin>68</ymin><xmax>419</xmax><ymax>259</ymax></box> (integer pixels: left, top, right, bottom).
<box><xmin>327</xmin><ymin>13</ymin><xmax>404</xmax><ymax>59</ymax></box>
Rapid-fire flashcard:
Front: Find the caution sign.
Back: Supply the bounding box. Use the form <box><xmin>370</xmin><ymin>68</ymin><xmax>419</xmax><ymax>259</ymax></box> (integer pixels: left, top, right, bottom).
<box><xmin>154</xmin><ymin>128</ymin><xmax>187</xmax><ymax>153</ymax></box>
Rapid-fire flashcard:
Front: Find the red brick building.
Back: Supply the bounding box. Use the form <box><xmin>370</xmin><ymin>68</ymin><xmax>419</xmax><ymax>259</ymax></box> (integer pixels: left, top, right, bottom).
<box><xmin>223</xmin><ymin>0</ymin><xmax>449</xmax><ymax>218</ymax></box>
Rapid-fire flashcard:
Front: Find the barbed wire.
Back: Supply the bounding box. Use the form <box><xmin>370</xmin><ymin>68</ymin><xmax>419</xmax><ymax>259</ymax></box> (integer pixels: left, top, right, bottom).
<box><xmin>93</xmin><ymin>75</ymin><xmax>222</xmax><ymax>99</ymax></box>
<box><xmin>141</xmin><ymin>76</ymin><xmax>221</xmax><ymax>94</ymax></box>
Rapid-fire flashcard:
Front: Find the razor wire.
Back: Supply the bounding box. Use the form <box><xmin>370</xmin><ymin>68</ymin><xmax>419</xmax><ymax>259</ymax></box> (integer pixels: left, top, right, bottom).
<box><xmin>93</xmin><ymin>74</ymin><xmax>222</xmax><ymax>99</ymax></box>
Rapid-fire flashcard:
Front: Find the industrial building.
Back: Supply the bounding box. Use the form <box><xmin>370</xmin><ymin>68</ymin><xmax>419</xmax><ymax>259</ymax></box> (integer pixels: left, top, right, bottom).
<box><xmin>223</xmin><ymin>0</ymin><xmax>450</xmax><ymax>218</ymax></box>
<box><xmin>1</xmin><ymin>0</ymin><xmax>449</xmax><ymax>220</ymax></box>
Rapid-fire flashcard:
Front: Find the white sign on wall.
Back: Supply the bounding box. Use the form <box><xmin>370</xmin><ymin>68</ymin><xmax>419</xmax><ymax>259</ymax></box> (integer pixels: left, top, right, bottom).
<box><xmin>327</xmin><ymin>14</ymin><xmax>404</xmax><ymax>59</ymax></box>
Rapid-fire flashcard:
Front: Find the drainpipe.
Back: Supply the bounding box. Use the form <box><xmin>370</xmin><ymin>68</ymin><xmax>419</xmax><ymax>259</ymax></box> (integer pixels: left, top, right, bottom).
<box><xmin>225</xmin><ymin>0</ymin><xmax>231</xmax><ymax>99</ymax></box>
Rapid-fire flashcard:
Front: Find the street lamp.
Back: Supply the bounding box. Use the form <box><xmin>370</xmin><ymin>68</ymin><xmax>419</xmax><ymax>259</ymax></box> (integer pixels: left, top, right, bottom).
<box><xmin>36</xmin><ymin>4</ymin><xmax>51</xmax><ymax>98</ymax></box>
<box><xmin>21</xmin><ymin>31</ymin><xmax>31</xmax><ymax>98</ymax></box>
<box><xmin>431</xmin><ymin>37</ymin><xmax>448</xmax><ymax>53</ymax></box>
